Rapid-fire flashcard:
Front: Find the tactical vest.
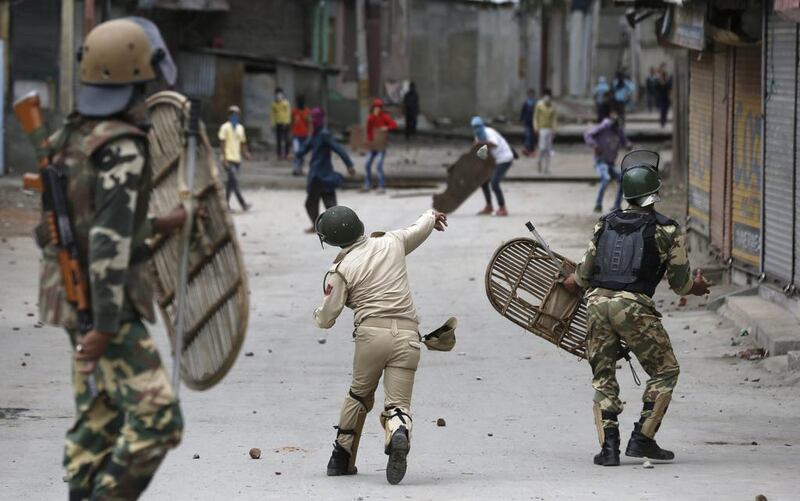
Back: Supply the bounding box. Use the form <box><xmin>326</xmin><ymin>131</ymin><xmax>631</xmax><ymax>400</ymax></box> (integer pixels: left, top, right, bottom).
<box><xmin>36</xmin><ymin>114</ymin><xmax>154</xmax><ymax>329</ymax></box>
<box><xmin>589</xmin><ymin>209</ymin><xmax>677</xmax><ymax>297</ymax></box>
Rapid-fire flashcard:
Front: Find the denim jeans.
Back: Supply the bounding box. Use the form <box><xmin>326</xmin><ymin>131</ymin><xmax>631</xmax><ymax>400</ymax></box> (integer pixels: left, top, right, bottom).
<box><xmin>481</xmin><ymin>161</ymin><xmax>512</xmax><ymax>207</ymax></box>
<box><xmin>364</xmin><ymin>149</ymin><xmax>386</xmax><ymax>189</ymax></box>
<box><xmin>595</xmin><ymin>160</ymin><xmax>623</xmax><ymax>210</ymax></box>
<box><xmin>523</xmin><ymin>125</ymin><xmax>536</xmax><ymax>152</ymax></box>
<box><xmin>292</xmin><ymin>136</ymin><xmax>307</xmax><ymax>173</ymax></box>
<box><xmin>225</xmin><ymin>162</ymin><xmax>247</xmax><ymax>209</ymax></box>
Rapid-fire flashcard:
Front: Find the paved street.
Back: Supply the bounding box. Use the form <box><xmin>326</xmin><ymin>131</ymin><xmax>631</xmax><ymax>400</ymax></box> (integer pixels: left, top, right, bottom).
<box><xmin>1</xmin><ymin>182</ymin><xmax>799</xmax><ymax>500</ymax></box>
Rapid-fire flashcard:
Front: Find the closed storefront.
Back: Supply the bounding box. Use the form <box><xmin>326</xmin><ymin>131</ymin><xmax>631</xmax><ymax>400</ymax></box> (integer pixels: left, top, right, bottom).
<box><xmin>764</xmin><ymin>14</ymin><xmax>798</xmax><ymax>286</ymax></box>
<box><xmin>711</xmin><ymin>48</ymin><xmax>733</xmax><ymax>258</ymax></box>
<box><xmin>688</xmin><ymin>54</ymin><xmax>714</xmax><ymax>239</ymax></box>
<box><xmin>731</xmin><ymin>46</ymin><xmax>763</xmax><ymax>270</ymax></box>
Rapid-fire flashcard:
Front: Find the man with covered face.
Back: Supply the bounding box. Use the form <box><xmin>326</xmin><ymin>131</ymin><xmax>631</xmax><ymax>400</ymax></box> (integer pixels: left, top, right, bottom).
<box><xmin>584</xmin><ymin>109</ymin><xmax>631</xmax><ymax>213</ymax></box>
<box><xmin>35</xmin><ymin>18</ymin><xmax>186</xmax><ymax>500</ymax></box>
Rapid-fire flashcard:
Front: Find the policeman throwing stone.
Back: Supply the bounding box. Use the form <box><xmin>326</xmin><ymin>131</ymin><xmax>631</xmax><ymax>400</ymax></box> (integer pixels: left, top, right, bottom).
<box><xmin>36</xmin><ymin>18</ymin><xmax>185</xmax><ymax>500</ymax></box>
<box><xmin>563</xmin><ymin>152</ymin><xmax>709</xmax><ymax>467</ymax></box>
<box><xmin>314</xmin><ymin>206</ymin><xmax>448</xmax><ymax>485</ymax></box>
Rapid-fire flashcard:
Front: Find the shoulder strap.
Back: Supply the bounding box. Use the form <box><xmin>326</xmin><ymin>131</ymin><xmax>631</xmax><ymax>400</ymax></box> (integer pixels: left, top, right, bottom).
<box><xmin>654</xmin><ymin>211</ymin><xmax>678</xmax><ymax>227</ymax></box>
<box><xmin>82</xmin><ymin>119</ymin><xmax>146</xmax><ymax>157</ymax></box>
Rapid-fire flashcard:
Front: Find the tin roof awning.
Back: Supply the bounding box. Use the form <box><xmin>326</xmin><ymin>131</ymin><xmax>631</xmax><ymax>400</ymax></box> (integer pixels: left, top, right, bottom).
<box><xmin>614</xmin><ymin>0</ymin><xmax>691</xmax><ymax>5</ymax></box>
<box><xmin>182</xmin><ymin>47</ymin><xmax>344</xmax><ymax>74</ymax></box>
<box><xmin>138</xmin><ymin>0</ymin><xmax>230</xmax><ymax>11</ymax></box>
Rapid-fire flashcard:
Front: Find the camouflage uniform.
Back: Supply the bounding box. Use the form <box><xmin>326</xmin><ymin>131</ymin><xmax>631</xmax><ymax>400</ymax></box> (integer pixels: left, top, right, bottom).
<box><xmin>37</xmin><ymin>115</ymin><xmax>183</xmax><ymax>500</ymax></box>
<box><xmin>574</xmin><ymin>206</ymin><xmax>693</xmax><ymax>439</ymax></box>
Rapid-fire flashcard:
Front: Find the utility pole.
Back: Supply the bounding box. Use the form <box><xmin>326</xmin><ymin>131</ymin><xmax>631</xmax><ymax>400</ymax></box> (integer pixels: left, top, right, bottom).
<box><xmin>83</xmin><ymin>0</ymin><xmax>95</xmax><ymax>37</ymax></box>
<box><xmin>60</xmin><ymin>0</ymin><xmax>75</xmax><ymax>114</ymax></box>
<box><xmin>355</xmin><ymin>0</ymin><xmax>369</xmax><ymax>124</ymax></box>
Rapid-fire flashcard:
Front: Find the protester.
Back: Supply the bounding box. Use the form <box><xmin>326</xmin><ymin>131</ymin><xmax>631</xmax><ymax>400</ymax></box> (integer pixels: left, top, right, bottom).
<box><xmin>403</xmin><ymin>82</ymin><xmax>420</xmax><ymax>141</ymax></box>
<box><xmin>655</xmin><ymin>65</ymin><xmax>673</xmax><ymax>128</ymax></box>
<box><xmin>519</xmin><ymin>88</ymin><xmax>537</xmax><ymax>156</ymax></box>
<box><xmin>362</xmin><ymin>98</ymin><xmax>397</xmax><ymax>193</ymax></box>
<box><xmin>534</xmin><ymin>89</ymin><xmax>558</xmax><ymax>173</ymax></box>
<box><xmin>271</xmin><ymin>87</ymin><xmax>291</xmax><ymax>160</ymax></box>
<box><xmin>296</xmin><ymin>108</ymin><xmax>355</xmax><ymax>233</ymax></box>
<box><xmin>645</xmin><ymin>67</ymin><xmax>658</xmax><ymax>112</ymax></box>
<box><xmin>218</xmin><ymin>105</ymin><xmax>252</xmax><ymax>211</ymax></box>
<box><xmin>472</xmin><ymin>116</ymin><xmax>513</xmax><ymax>217</ymax></box>
<box><xmin>593</xmin><ymin>77</ymin><xmax>611</xmax><ymax>122</ymax></box>
<box><xmin>583</xmin><ymin>109</ymin><xmax>632</xmax><ymax>213</ymax></box>
<box><xmin>612</xmin><ymin>71</ymin><xmax>635</xmax><ymax>120</ymax></box>
<box><xmin>597</xmin><ymin>91</ymin><xmax>613</xmax><ymax>123</ymax></box>
<box><xmin>291</xmin><ymin>95</ymin><xmax>312</xmax><ymax>176</ymax></box>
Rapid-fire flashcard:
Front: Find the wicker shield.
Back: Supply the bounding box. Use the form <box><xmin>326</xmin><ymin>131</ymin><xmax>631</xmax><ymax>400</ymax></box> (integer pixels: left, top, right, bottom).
<box><xmin>146</xmin><ymin>91</ymin><xmax>249</xmax><ymax>390</ymax></box>
<box><xmin>485</xmin><ymin>238</ymin><xmax>588</xmax><ymax>358</ymax></box>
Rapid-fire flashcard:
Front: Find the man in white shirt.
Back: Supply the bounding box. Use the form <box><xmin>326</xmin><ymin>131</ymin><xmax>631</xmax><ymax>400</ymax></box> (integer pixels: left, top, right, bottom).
<box><xmin>314</xmin><ymin>206</ymin><xmax>448</xmax><ymax>485</ymax></box>
<box><xmin>471</xmin><ymin>116</ymin><xmax>514</xmax><ymax>216</ymax></box>
<box><xmin>218</xmin><ymin>105</ymin><xmax>252</xmax><ymax>211</ymax></box>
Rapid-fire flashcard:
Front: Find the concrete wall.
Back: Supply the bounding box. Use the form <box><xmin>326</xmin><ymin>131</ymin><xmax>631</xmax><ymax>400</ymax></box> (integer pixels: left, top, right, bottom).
<box><xmin>407</xmin><ymin>0</ymin><xmax>538</xmax><ymax>124</ymax></box>
<box><xmin>408</xmin><ymin>0</ymin><xmax>479</xmax><ymax>122</ymax></box>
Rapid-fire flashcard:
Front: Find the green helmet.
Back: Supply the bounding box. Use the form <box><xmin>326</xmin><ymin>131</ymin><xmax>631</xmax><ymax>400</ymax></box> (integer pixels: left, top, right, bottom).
<box><xmin>622</xmin><ymin>165</ymin><xmax>661</xmax><ymax>204</ymax></box>
<box><xmin>315</xmin><ymin>206</ymin><xmax>365</xmax><ymax>248</ymax></box>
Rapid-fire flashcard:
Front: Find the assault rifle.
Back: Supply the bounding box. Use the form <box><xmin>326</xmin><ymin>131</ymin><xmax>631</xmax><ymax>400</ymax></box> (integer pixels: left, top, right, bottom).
<box><xmin>15</xmin><ymin>93</ymin><xmax>93</xmax><ymax>336</ymax></box>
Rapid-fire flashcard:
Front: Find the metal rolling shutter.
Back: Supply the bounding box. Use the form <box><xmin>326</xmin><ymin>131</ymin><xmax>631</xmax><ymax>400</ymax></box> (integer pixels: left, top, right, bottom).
<box><xmin>731</xmin><ymin>46</ymin><xmax>763</xmax><ymax>270</ymax></box>
<box><xmin>764</xmin><ymin>15</ymin><xmax>797</xmax><ymax>285</ymax></box>
<box><xmin>688</xmin><ymin>54</ymin><xmax>714</xmax><ymax>238</ymax></box>
<box><xmin>711</xmin><ymin>48</ymin><xmax>733</xmax><ymax>259</ymax></box>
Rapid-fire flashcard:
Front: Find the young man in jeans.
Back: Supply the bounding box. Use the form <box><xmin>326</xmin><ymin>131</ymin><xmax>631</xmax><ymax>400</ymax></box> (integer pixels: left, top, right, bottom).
<box><xmin>362</xmin><ymin>99</ymin><xmax>397</xmax><ymax>193</ymax></box>
<box><xmin>218</xmin><ymin>105</ymin><xmax>252</xmax><ymax>211</ymax></box>
<box><xmin>584</xmin><ymin>109</ymin><xmax>632</xmax><ymax>213</ymax></box>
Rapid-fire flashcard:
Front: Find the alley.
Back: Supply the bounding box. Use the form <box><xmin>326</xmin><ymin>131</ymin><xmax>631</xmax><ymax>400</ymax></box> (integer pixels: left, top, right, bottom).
<box><xmin>1</xmin><ymin>182</ymin><xmax>798</xmax><ymax>500</ymax></box>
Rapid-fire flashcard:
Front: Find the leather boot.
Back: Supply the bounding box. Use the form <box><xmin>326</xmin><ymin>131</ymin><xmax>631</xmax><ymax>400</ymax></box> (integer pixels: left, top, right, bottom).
<box><xmin>593</xmin><ymin>427</ymin><xmax>620</xmax><ymax>466</ymax></box>
<box><xmin>326</xmin><ymin>442</ymin><xmax>357</xmax><ymax>476</ymax></box>
<box><xmin>625</xmin><ymin>422</ymin><xmax>675</xmax><ymax>460</ymax></box>
<box><xmin>385</xmin><ymin>426</ymin><xmax>410</xmax><ymax>485</ymax></box>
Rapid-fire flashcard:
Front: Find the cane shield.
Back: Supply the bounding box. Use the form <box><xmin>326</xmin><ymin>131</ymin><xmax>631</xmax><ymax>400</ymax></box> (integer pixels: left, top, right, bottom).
<box><xmin>146</xmin><ymin>91</ymin><xmax>249</xmax><ymax>390</ymax></box>
<box><xmin>485</xmin><ymin>238</ymin><xmax>588</xmax><ymax>358</ymax></box>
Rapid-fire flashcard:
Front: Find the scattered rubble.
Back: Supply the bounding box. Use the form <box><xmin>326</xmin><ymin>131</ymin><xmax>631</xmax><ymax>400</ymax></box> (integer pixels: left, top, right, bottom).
<box><xmin>249</xmin><ymin>448</ymin><xmax>261</xmax><ymax>459</ymax></box>
<box><xmin>739</xmin><ymin>348</ymin><xmax>765</xmax><ymax>360</ymax></box>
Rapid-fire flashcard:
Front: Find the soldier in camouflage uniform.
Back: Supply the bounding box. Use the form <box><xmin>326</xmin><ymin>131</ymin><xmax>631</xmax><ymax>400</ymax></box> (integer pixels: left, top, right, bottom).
<box><xmin>35</xmin><ymin>18</ymin><xmax>186</xmax><ymax>500</ymax></box>
<box><xmin>564</xmin><ymin>155</ymin><xmax>709</xmax><ymax>466</ymax></box>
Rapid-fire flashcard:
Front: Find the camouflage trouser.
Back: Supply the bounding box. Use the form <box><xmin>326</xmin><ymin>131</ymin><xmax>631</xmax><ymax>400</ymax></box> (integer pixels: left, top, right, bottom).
<box><xmin>586</xmin><ymin>295</ymin><xmax>680</xmax><ymax>435</ymax></box>
<box><xmin>65</xmin><ymin>320</ymin><xmax>183</xmax><ymax>501</ymax></box>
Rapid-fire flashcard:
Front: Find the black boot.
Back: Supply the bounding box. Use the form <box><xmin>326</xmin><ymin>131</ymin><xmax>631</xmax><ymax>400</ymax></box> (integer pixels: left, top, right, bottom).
<box><xmin>385</xmin><ymin>426</ymin><xmax>410</xmax><ymax>485</ymax></box>
<box><xmin>625</xmin><ymin>422</ymin><xmax>675</xmax><ymax>460</ymax></box>
<box><xmin>593</xmin><ymin>427</ymin><xmax>620</xmax><ymax>466</ymax></box>
<box><xmin>326</xmin><ymin>442</ymin><xmax>357</xmax><ymax>476</ymax></box>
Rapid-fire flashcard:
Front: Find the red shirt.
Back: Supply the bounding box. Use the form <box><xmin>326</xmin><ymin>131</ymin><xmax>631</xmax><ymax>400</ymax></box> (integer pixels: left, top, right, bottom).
<box><xmin>292</xmin><ymin>108</ymin><xmax>311</xmax><ymax>137</ymax></box>
<box><xmin>366</xmin><ymin>111</ymin><xmax>397</xmax><ymax>141</ymax></box>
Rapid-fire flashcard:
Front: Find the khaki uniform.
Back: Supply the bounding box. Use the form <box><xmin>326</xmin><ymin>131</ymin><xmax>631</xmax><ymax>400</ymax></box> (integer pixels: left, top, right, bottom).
<box><xmin>574</xmin><ymin>206</ymin><xmax>693</xmax><ymax>439</ymax></box>
<box><xmin>315</xmin><ymin>210</ymin><xmax>436</xmax><ymax>457</ymax></box>
<box><xmin>39</xmin><ymin>115</ymin><xmax>182</xmax><ymax>500</ymax></box>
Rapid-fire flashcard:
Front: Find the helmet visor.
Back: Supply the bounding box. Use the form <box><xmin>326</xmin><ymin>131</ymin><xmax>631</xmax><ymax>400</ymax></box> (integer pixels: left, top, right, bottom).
<box><xmin>621</xmin><ymin>150</ymin><xmax>660</xmax><ymax>172</ymax></box>
<box><xmin>127</xmin><ymin>17</ymin><xmax>177</xmax><ymax>85</ymax></box>
<box><xmin>77</xmin><ymin>84</ymin><xmax>135</xmax><ymax>117</ymax></box>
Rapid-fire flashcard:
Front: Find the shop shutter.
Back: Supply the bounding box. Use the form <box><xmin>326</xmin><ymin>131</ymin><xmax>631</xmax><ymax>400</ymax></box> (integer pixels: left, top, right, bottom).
<box><xmin>731</xmin><ymin>46</ymin><xmax>763</xmax><ymax>270</ymax></box>
<box><xmin>764</xmin><ymin>16</ymin><xmax>797</xmax><ymax>285</ymax></box>
<box><xmin>688</xmin><ymin>54</ymin><xmax>714</xmax><ymax>238</ymax></box>
<box><xmin>710</xmin><ymin>48</ymin><xmax>733</xmax><ymax>259</ymax></box>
